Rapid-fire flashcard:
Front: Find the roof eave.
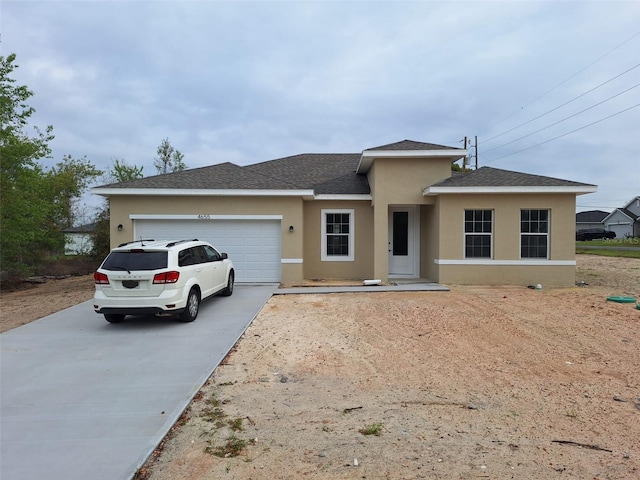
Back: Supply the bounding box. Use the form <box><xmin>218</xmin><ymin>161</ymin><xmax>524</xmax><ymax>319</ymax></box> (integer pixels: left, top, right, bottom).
<box><xmin>602</xmin><ymin>208</ymin><xmax>634</xmax><ymax>222</ymax></box>
<box><xmin>313</xmin><ymin>194</ymin><xmax>372</xmax><ymax>201</ymax></box>
<box><xmin>356</xmin><ymin>149</ymin><xmax>467</xmax><ymax>174</ymax></box>
<box><xmin>91</xmin><ymin>187</ymin><xmax>372</xmax><ymax>201</ymax></box>
<box><xmin>91</xmin><ymin>187</ymin><xmax>316</xmax><ymax>198</ymax></box>
<box><xmin>423</xmin><ymin>185</ymin><xmax>598</xmax><ymax>196</ymax></box>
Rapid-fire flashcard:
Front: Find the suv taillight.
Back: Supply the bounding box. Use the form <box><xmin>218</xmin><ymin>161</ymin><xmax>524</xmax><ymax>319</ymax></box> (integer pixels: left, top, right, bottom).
<box><xmin>94</xmin><ymin>272</ymin><xmax>110</xmax><ymax>284</ymax></box>
<box><xmin>153</xmin><ymin>271</ymin><xmax>180</xmax><ymax>284</ymax></box>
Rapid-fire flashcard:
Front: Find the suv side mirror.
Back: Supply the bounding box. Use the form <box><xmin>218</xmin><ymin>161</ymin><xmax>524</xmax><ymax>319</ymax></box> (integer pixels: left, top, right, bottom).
<box><xmin>220</xmin><ymin>252</ymin><xmax>228</xmax><ymax>260</ymax></box>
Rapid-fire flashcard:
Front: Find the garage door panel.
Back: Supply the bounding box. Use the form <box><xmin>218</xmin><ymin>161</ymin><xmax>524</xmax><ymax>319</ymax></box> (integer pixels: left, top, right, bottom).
<box><xmin>134</xmin><ymin>220</ymin><xmax>281</xmax><ymax>282</ymax></box>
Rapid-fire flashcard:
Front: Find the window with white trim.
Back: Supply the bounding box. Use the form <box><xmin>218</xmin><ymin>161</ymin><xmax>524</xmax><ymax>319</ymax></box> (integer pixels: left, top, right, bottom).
<box><xmin>321</xmin><ymin>209</ymin><xmax>354</xmax><ymax>261</ymax></box>
<box><xmin>520</xmin><ymin>209</ymin><xmax>549</xmax><ymax>258</ymax></box>
<box><xmin>464</xmin><ymin>209</ymin><xmax>493</xmax><ymax>258</ymax></box>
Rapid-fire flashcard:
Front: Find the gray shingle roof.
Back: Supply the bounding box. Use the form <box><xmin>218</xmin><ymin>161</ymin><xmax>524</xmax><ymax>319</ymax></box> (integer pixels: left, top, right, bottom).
<box><xmin>364</xmin><ymin>139</ymin><xmax>462</xmax><ymax>151</ymax></box>
<box><xmin>98</xmin><ymin>154</ymin><xmax>370</xmax><ymax>195</ymax></box>
<box><xmin>61</xmin><ymin>222</ymin><xmax>98</xmax><ymax>233</ymax></box>
<box><xmin>100</xmin><ymin>162</ymin><xmax>295</xmax><ymax>190</ymax></box>
<box><xmin>244</xmin><ymin>153</ymin><xmax>369</xmax><ymax>194</ymax></box>
<box><xmin>429</xmin><ymin>166</ymin><xmax>595</xmax><ymax>188</ymax></box>
<box><xmin>95</xmin><ymin>145</ymin><xmax>591</xmax><ymax>196</ymax></box>
<box><xmin>576</xmin><ymin>210</ymin><xmax>609</xmax><ymax>223</ymax></box>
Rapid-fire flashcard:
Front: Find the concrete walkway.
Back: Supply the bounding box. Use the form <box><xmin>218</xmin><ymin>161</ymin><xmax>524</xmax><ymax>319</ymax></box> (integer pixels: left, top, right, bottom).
<box><xmin>1</xmin><ymin>281</ymin><xmax>448</xmax><ymax>480</ymax></box>
<box><xmin>0</xmin><ymin>285</ymin><xmax>275</xmax><ymax>480</ymax></box>
<box><xmin>276</xmin><ymin>281</ymin><xmax>449</xmax><ymax>295</ymax></box>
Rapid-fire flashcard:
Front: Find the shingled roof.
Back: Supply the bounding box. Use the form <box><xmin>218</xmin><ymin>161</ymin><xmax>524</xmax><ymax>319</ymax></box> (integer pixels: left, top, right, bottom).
<box><xmin>244</xmin><ymin>153</ymin><xmax>369</xmax><ymax>194</ymax></box>
<box><xmin>364</xmin><ymin>139</ymin><xmax>462</xmax><ymax>151</ymax></box>
<box><xmin>97</xmin><ymin>154</ymin><xmax>369</xmax><ymax>195</ymax></box>
<box><xmin>576</xmin><ymin>210</ymin><xmax>609</xmax><ymax>223</ymax></box>
<box><xmin>94</xmin><ymin>144</ymin><xmax>593</xmax><ymax>197</ymax></box>
<box><xmin>428</xmin><ymin>166</ymin><xmax>595</xmax><ymax>189</ymax></box>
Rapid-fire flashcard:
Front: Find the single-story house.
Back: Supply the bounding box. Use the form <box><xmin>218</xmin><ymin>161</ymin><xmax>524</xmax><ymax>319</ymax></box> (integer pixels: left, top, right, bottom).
<box><xmin>62</xmin><ymin>222</ymin><xmax>96</xmax><ymax>255</ymax></box>
<box><xmin>575</xmin><ymin>210</ymin><xmax>608</xmax><ymax>232</ymax></box>
<box><xmin>92</xmin><ymin>140</ymin><xmax>597</xmax><ymax>286</ymax></box>
<box><xmin>603</xmin><ymin>196</ymin><xmax>640</xmax><ymax>238</ymax></box>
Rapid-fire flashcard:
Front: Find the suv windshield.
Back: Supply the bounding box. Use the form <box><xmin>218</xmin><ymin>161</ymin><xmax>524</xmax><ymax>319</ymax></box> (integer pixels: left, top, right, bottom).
<box><xmin>102</xmin><ymin>251</ymin><xmax>168</xmax><ymax>271</ymax></box>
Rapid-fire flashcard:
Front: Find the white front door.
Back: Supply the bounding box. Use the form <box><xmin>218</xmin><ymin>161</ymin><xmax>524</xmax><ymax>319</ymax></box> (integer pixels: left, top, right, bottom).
<box><xmin>388</xmin><ymin>206</ymin><xmax>418</xmax><ymax>276</ymax></box>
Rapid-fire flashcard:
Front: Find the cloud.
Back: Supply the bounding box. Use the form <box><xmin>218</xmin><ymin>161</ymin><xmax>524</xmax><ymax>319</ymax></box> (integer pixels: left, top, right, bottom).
<box><xmin>2</xmin><ymin>0</ymin><xmax>639</xmax><ymax>211</ymax></box>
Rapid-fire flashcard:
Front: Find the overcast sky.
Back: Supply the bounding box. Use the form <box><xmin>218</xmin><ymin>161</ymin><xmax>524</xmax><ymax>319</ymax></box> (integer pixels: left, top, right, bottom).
<box><xmin>3</xmin><ymin>0</ymin><xmax>639</xmax><ymax>214</ymax></box>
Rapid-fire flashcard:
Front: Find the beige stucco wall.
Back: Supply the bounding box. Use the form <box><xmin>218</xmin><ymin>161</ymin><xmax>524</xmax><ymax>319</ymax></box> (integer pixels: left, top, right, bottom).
<box><xmin>302</xmin><ymin>200</ymin><xmax>374</xmax><ymax>280</ymax></box>
<box><xmin>434</xmin><ymin>193</ymin><xmax>578</xmax><ymax>286</ymax></box>
<box><xmin>436</xmin><ymin>264</ymin><xmax>576</xmax><ymax>286</ymax></box>
<box><xmin>420</xmin><ymin>204</ymin><xmax>439</xmax><ymax>281</ymax></box>
<box><xmin>368</xmin><ymin>157</ymin><xmax>451</xmax><ymax>280</ymax></box>
<box><xmin>105</xmin><ymin>165</ymin><xmax>579</xmax><ymax>287</ymax></box>
<box><xmin>108</xmin><ymin>195</ymin><xmax>305</xmax><ymax>283</ymax></box>
<box><xmin>369</xmin><ymin>157</ymin><xmax>451</xmax><ymax>206</ymax></box>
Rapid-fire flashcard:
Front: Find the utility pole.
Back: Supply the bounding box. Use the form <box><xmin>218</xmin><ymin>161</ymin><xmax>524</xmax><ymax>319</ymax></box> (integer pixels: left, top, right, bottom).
<box><xmin>463</xmin><ymin>136</ymin><xmax>468</xmax><ymax>170</ymax></box>
<box><xmin>465</xmin><ymin>136</ymin><xmax>479</xmax><ymax>169</ymax></box>
<box><xmin>475</xmin><ymin>135</ymin><xmax>478</xmax><ymax>170</ymax></box>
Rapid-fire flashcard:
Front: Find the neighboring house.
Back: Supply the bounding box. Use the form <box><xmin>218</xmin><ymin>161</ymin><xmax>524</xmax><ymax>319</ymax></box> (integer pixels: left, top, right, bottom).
<box><xmin>62</xmin><ymin>222</ymin><xmax>96</xmax><ymax>255</ymax></box>
<box><xmin>575</xmin><ymin>210</ymin><xmax>608</xmax><ymax>232</ymax></box>
<box><xmin>603</xmin><ymin>196</ymin><xmax>640</xmax><ymax>238</ymax></box>
<box><xmin>91</xmin><ymin>140</ymin><xmax>596</xmax><ymax>286</ymax></box>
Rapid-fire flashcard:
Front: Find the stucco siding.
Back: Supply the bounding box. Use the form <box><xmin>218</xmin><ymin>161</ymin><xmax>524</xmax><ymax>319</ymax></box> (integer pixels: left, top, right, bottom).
<box><xmin>367</xmin><ymin>157</ymin><xmax>448</xmax><ymax>280</ymax></box>
<box><xmin>434</xmin><ymin>193</ymin><xmax>577</xmax><ymax>285</ymax></box>
<box><xmin>368</xmin><ymin>157</ymin><xmax>451</xmax><ymax>206</ymax></box>
<box><xmin>420</xmin><ymin>204</ymin><xmax>439</xmax><ymax>281</ymax></box>
<box><xmin>303</xmin><ymin>200</ymin><xmax>374</xmax><ymax>280</ymax></box>
<box><xmin>438</xmin><ymin>264</ymin><xmax>575</xmax><ymax>286</ymax></box>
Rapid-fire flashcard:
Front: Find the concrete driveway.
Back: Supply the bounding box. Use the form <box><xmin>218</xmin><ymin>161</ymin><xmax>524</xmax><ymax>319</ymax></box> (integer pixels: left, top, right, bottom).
<box><xmin>0</xmin><ymin>284</ymin><xmax>275</xmax><ymax>480</ymax></box>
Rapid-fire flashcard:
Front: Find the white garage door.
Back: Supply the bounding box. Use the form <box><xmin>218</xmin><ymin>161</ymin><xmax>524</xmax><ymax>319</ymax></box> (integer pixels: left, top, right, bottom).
<box><xmin>134</xmin><ymin>219</ymin><xmax>281</xmax><ymax>283</ymax></box>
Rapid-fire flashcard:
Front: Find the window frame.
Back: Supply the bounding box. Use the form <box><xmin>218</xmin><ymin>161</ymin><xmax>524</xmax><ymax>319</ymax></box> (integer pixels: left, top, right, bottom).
<box><xmin>321</xmin><ymin>209</ymin><xmax>355</xmax><ymax>262</ymax></box>
<box><xmin>202</xmin><ymin>244</ymin><xmax>221</xmax><ymax>262</ymax></box>
<box><xmin>520</xmin><ymin>209</ymin><xmax>550</xmax><ymax>259</ymax></box>
<box><xmin>464</xmin><ymin>209</ymin><xmax>493</xmax><ymax>259</ymax></box>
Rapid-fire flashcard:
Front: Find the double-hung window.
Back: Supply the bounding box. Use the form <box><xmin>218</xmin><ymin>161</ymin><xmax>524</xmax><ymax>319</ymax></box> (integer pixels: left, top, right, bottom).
<box><xmin>464</xmin><ymin>210</ymin><xmax>492</xmax><ymax>258</ymax></box>
<box><xmin>321</xmin><ymin>209</ymin><xmax>354</xmax><ymax>261</ymax></box>
<box><xmin>521</xmin><ymin>209</ymin><xmax>549</xmax><ymax>258</ymax></box>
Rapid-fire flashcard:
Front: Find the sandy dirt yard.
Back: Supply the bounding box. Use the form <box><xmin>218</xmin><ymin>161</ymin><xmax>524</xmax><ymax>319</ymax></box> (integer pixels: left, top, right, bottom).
<box><xmin>1</xmin><ymin>255</ymin><xmax>639</xmax><ymax>479</ymax></box>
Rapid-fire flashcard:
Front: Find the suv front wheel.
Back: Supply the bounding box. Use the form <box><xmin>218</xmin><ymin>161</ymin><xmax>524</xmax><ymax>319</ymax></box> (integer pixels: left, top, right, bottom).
<box><xmin>180</xmin><ymin>288</ymin><xmax>200</xmax><ymax>322</ymax></box>
<box><xmin>221</xmin><ymin>270</ymin><xmax>234</xmax><ymax>297</ymax></box>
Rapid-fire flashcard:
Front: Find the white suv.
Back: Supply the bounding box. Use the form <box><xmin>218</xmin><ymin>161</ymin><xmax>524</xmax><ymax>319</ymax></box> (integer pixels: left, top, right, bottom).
<box><xmin>93</xmin><ymin>239</ymin><xmax>234</xmax><ymax>323</ymax></box>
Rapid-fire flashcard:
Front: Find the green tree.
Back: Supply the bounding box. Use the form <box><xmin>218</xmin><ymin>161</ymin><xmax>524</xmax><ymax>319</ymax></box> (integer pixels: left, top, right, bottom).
<box><xmin>47</xmin><ymin>154</ymin><xmax>103</xmax><ymax>229</ymax></box>
<box><xmin>107</xmin><ymin>157</ymin><xmax>144</xmax><ymax>183</ymax></box>
<box><xmin>91</xmin><ymin>205</ymin><xmax>111</xmax><ymax>261</ymax></box>
<box><xmin>0</xmin><ymin>53</ymin><xmax>55</xmax><ymax>278</ymax></box>
<box><xmin>1</xmin><ymin>53</ymin><xmax>103</xmax><ymax>279</ymax></box>
<box><xmin>92</xmin><ymin>159</ymin><xmax>144</xmax><ymax>259</ymax></box>
<box><xmin>154</xmin><ymin>137</ymin><xmax>186</xmax><ymax>174</ymax></box>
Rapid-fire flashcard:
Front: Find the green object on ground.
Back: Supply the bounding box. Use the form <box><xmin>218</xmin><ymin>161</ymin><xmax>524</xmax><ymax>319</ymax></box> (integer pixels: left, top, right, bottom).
<box><xmin>606</xmin><ymin>296</ymin><xmax>637</xmax><ymax>303</ymax></box>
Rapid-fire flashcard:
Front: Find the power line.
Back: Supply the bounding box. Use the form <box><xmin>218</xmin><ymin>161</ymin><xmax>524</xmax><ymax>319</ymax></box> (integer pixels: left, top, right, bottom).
<box><xmin>483</xmin><ymin>62</ymin><xmax>640</xmax><ymax>144</ymax></box>
<box><xmin>483</xmin><ymin>82</ymin><xmax>640</xmax><ymax>154</ymax></box>
<box><xmin>479</xmin><ymin>29</ymin><xmax>640</xmax><ymax>138</ymax></box>
<box><xmin>577</xmin><ymin>205</ymin><xmax>625</xmax><ymax>209</ymax></box>
<box><xmin>483</xmin><ymin>103</ymin><xmax>640</xmax><ymax>163</ymax></box>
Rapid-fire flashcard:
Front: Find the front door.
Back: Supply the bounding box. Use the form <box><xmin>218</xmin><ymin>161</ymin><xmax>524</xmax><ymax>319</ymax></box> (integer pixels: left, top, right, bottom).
<box><xmin>388</xmin><ymin>206</ymin><xmax>418</xmax><ymax>276</ymax></box>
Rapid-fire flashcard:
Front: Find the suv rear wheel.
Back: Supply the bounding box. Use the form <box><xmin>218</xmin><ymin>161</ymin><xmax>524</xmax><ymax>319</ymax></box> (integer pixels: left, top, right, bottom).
<box><xmin>179</xmin><ymin>288</ymin><xmax>200</xmax><ymax>322</ymax></box>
